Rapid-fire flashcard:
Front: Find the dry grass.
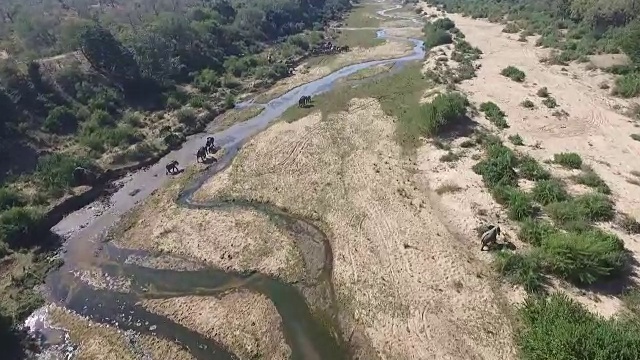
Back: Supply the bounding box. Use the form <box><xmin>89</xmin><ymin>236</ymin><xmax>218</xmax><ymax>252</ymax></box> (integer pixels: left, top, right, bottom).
<box><xmin>142</xmin><ymin>291</ymin><xmax>290</xmax><ymax>360</ymax></box>
<box><xmin>435</xmin><ymin>181</ymin><xmax>464</xmax><ymax>195</ymax></box>
<box><xmin>210</xmin><ymin>106</ymin><xmax>263</xmax><ymax>132</ymax></box>
<box><xmin>48</xmin><ymin>305</ymin><xmax>194</xmax><ymax>360</ymax></box>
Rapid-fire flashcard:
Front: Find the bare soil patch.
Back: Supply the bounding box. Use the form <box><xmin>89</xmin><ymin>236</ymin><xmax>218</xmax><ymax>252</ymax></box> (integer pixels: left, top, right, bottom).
<box><xmin>196</xmin><ymin>99</ymin><xmax>517</xmax><ymax>359</ymax></box>
<box><xmin>142</xmin><ymin>291</ymin><xmax>290</xmax><ymax>360</ymax></box>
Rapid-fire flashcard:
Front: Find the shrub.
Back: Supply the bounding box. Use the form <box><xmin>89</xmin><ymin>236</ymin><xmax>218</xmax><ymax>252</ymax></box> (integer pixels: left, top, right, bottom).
<box><xmin>189</xmin><ymin>95</ymin><xmax>207</xmax><ymax>108</ymax></box>
<box><xmin>631</xmin><ymin>134</ymin><xmax>640</xmax><ymax>142</ymax></box>
<box><xmin>176</xmin><ymin>108</ymin><xmax>197</xmax><ymax>126</ymax></box>
<box><xmin>424</xmin><ymin>29</ymin><xmax>453</xmax><ymax>48</ymax></box>
<box><xmin>122</xmin><ymin>111</ymin><xmax>143</xmax><ymax>127</ymax></box>
<box><xmin>618</xmin><ymin>214</ymin><xmax>640</xmax><ymax>234</ymax></box>
<box><xmin>494</xmin><ymin>250</ymin><xmax>545</xmax><ymax>292</ymax></box>
<box><xmin>541</xmin><ymin>96</ymin><xmax>558</xmax><ymax>108</ymax></box>
<box><xmin>432</xmin><ymin>17</ymin><xmax>455</xmax><ymax>30</ymax></box>
<box><xmin>506</xmin><ymin>189</ymin><xmax>535</xmax><ymax>221</ymax></box>
<box><xmin>553</xmin><ymin>152</ymin><xmax>582</xmax><ymax>169</ymax></box>
<box><xmin>0</xmin><ymin>207</ymin><xmax>44</xmax><ymax>249</ymax></box>
<box><xmin>546</xmin><ymin>193</ymin><xmax>615</xmax><ymax>226</ymax></box>
<box><xmin>518</xmin><ymin>294</ymin><xmax>640</xmax><ymax>360</ymax></box>
<box><xmin>34</xmin><ymin>153</ymin><xmax>95</xmax><ymax>194</ymax></box>
<box><xmin>0</xmin><ymin>188</ymin><xmax>25</xmax><ymax>211</ymax></box>
<box><xmin>420</xmin><ymin>92</ymin><xmax>469</xmax><ymax>136</ymax></box>
<box><xmin>542</xmin><ymin>229</ymin><xmax>627</xmax><ymax>285</ymax></box>
<box><xmin>521</xmin><ymin>99</ymin><xmax>535</xmax><ymax>108</ymax></box>
<box><xmin>440</xmin><ymin>151</ymin><xmax>460</xmax><ymax>162</ymax></box>
<box><xmin>518</xmin><ymin>219</ymin><xmax>557</xmax><ymax>246</ymax></box>
<box><xmin>42</xmin><ymin>106</ymin><xmax>78</xmax><ymax>134</ymax></box>
<box><xmin>502</xmin><ymin>23</ymin><xmax>520</xmax><ymax>33</ymax></box>
<box><xmin>613</xmin><ymin>72</ymin><xmax>640</xmax><ymax>98</ymax></box>
<box><xmin>473</xmin><ymin>143</ymin><xmax>518</xmax><ymax>187</ymax></box>
<box><xmin>163</xmin><ymin>132</ymin><xmax>186</xmax><ymax>150</ymax></box>
<box><xmin>501</xmin><ymin>66</ymin><xmax>525</xmax><ymax>82</ymax></box>
<box><xmin>573</xmin><ymin>168</ymin><xmax>611</xmax><ymax>194</ymax></box>
<box><xmin>508</xmin><ymin>134</ymin><xmax>524</xmax><ymax>146</ymax></box>
<box><xmin>536</xmin><ymin>87</ymin><xmax>549</xmax><ymax>97</ymax></box>
<box><xmin>459</xmin><ymin>139</ymin><xmax>476</xmax><ymax>148</ymax></box>
<box><xmin>479</xmin><ymin>101</ymin><xmax>508</xmax><ymax>128</ymax></box>
<box><xmin>518</xmin><ymin>155</ymin><xmax>550</xmax><ymax>181</ymax></box>
<box><xmin>532</xmin><ymin>179</ymin><xmax>569</xmax><ymax>205</ymax></box>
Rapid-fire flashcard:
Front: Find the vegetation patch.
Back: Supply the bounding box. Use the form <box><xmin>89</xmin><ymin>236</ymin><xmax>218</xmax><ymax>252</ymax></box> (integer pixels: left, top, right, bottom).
<box><xmin>545</xmin><ymin>193</ymin><xmax>615</xmax><ymax>226</ymax></box>
<box><xmin>521</xmin><ymin>99</ymin><xmax>535</xmax><ymax>108</ymax></box>
<box><xmin>508</xmin><ymin>134</ymin><xmax>524</xmax><ymax>146</ymax></box>
<box><xmin>536</xmin><ymin>87</ymin><xmax>549</xmax><ymax>97</ymax></box>
<box><xmin>518</xmin><ymin>155</ymin><xmax>551</xmax><ymax>181</ymax></box>
<box><xmin>500</xmin><ymin>66</ymin><xmax>526</xmax><ymax>82</ymax></box>
<box><xmin>542</xmin><ymin>96</ymin><xmax>558</xmax><ymax>108</ymax></box>
<box><xmin>631</xmin><ymin>134</ymin><xmax>640</xmax><ymax>142</ymax></box>
<box><xmin>532</xmin><ymin>179</ymin><xmax>570</xmax><ymax>205</ymax></box>
<box><xmin>423</xmin><ymin>18</ymin><xmax>455</xmax><ymax>48</ymax></box>
<box><xmin>572</xmin><ymin>167</ymin><xmax>611</xmax><ymax>194</ymax></box>
<box><xmin>553</xmin><ymin>152</ymin><xmax>582</xmax><ymax>169</ymax></box>
<box><xmin>478</xmin><ymin>101</ymin><xmax>508</xmax><ymax>129</ymax></box>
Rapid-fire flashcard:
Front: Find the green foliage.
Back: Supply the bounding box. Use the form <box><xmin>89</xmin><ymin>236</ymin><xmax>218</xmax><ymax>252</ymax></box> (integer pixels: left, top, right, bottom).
<box><xmin>502</xmin><ymin>23</ymin><xmax>520</xmax><ymax>33</ymax></box>
<box><xmin>542</xmin><ymin>229</ymin><xmax>627</xmax><ymax>285</ymax></box>
<box><xmin>573</xmin><ymin>168</ymin><xmax>611</xmax><ymax>194</ymax></box>
<box><xmin>479</xmin><ymin>101</ymin><xmax>508</xmax><ymax>128</ymax></box>
<box><xmin>473</xmin><ymin>143</ymin><xmax>518</xmax><ymax>187</ymax></box>
<box><xmin>518</xmin><ymin>155</ymin><xmax>550</xmax><ymax>181</ymax></box>
<box><xmin>419</xmin><ymin>92</ymin><xmax>469</xmax><ymax>136</ymax></box>
<box><xmin>518</xmin><ymin>219</ymin><xmax>557</xmax><ymax>246</ymax></box>
<box><xmin>506</xmin><ymin>189</ymin><xmax>536</xmax><ymax>221</ymax></box>
<box><xmin>553</xmin><ymin>152</ymin><xmax>582</xmax><ymax>169</ymax></box>
<box><xmin>532</xmin><ymin>179</ymin><xmax>569</xmax><ymax>205</ymax></box>
<box><xmin>521</xmin><ymin>99</ymin><xmax>535</xmax><ymax>108</ymax></box>
<box><xmin>619</xmin><ymin>214</ymin><xmax>640</xmax><ymax>234</ymax></box>
<box><xmin>423</xmin><ymin>18</ymin><xmax>456</xmax><ymax>48</ymax></box>
<box><xmin>0</xmin><ymin>207</ymin><xmax>44</xmax><ymax>249</ymax></box>
<box><xmin>433</xmin><ymin>18</ymin><xmax>456</xmax><ymax>30</ymax></box>
<box><xmin>176</xmin><ymin>108</ymin><xmax>197</xmax><ymax>126</ymax></box>
<box><xmin>546</xmin><ymin>193</ymin><xmax>615</xmax><ymax>226</ymax></box>
<box><xmin>508</xmin><ymin>134</ymin><xmax>524</xmax><ymax>145</ymax></box>
<box><xmin>34</xmin><ymin>153</ymin><xmax>95</xmax><ymax>195</ymax></box>
<box><xmin>0</xmin><ymin>188</ymin><xmax>26</xmax><ymax>211</ymax></box>
<box><xmin>494</xmin><ymin>250</ymin><xmax>545</xmax><ymax>292</ymax></box>
<box><xmin>518</xmin><ymin>294</ymin><xmax>640</xmax><ymax>360</ymax></box>
<box><xmin>501</xmin><ymin>66</ymin><xmax>526</xmax><ymax>82</ymax></box>
<box><xmin>542</xmin><ymin>96</ymin><xmax>558</xmax><ymax>108</ymax></box>
<box><xmin>43</xmin><ymin>106</ymin><xmax>79</xmax><ymax>134</ymax></box>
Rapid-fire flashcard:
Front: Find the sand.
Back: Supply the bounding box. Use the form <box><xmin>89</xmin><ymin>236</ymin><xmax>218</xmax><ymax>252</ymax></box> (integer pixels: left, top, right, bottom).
<box><xmin>141</xmin><ymin>291</ymin><xmax>290</xmax><ymax>360</ymax></box>
<box><xmin>416</xmin><ymin>2</ymin><xmax>640</xmax><ymax>316</ymax></box>
<box><xmin>48</xmin><ymin>305</ymin><xmax>194</xmax><ymax>360</ymax></box>
<box><xmin>114</xmin><ymin>176</ymin><xmax>305</xmax><ymax>283</ymax></box>
<box><xmin>196</xmin><ymin>99</ymin><xmax>517</xmax><ymax>359</ymax></box>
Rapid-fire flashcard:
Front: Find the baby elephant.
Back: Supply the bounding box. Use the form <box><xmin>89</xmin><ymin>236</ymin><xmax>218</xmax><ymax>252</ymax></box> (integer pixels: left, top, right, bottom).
<box><xmin>480</xmin><ymin>225</ymin><xmax>501</xmax><ymax>251</ymax></box>
<box><xmin>165</xmin><ymin>160</ymin><xmax>179</xmax><ymax>175</ymax></box>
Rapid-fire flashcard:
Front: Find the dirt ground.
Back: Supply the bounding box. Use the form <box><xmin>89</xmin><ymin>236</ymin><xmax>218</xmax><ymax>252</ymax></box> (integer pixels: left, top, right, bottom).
<box><xmin>48</xmin><ymin>305</ymin><xmax>194</xmax><ymax>360</ymax></box>
<box><xmin>196</xmin><ymin>99</ymin><xmax>517</xmax><ymax>359</ymax></box>
<box><xmin>417</xmin><ymin>2</ymin><xmax>640</xmax><ymax>316</ymax></box>
<box><xmin>113</xmin><ymin>177</ymin><xmax>305</xmax><ymax>283</ymax></box>
<box><xmin>253</xmin><ymin>39</ymin><xmax>414</xmax><ymax>103</ymax></box>
<box><xmin>141</xmin><ymin>291</ymin><xmax>290</xmax><ymax>360</ymax></box>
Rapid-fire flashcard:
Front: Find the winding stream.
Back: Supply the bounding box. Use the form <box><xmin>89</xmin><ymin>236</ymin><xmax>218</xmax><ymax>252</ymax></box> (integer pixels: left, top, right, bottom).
<box><xmin>28</xmin><ymin>3</ymin><xmax>426</xmax><ymax>359</ymax></box>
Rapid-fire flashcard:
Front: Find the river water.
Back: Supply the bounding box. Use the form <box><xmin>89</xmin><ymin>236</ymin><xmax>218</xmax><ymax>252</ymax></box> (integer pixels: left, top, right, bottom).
<box><xmin>25</xmin><ymin>3</ymin><xmax>426</xmax><ymax>359</ymax></box>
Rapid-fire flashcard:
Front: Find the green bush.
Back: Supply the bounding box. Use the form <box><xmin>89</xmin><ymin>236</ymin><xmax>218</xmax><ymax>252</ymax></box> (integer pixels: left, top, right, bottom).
<box><xmin>521</xmin><ymin>99</ymin><xmax>535</xmax><ymax>108</ymax></box>
<box><xmin>613</xmin><ymin>72</ymin><xmax>640</xmax><ymax>98</ymax></box>
<box><xmin>508</xmin><ymin>134</ymin><xmax>524</xmax><ymax>145</ymax></box>
<box><xmin>532</xmin><ymin>179</ymin><xmax>569</xmax><ymax>205</ymax></box>
<box><xmin>424</xmin><ymin>29</ymin><xmax>453</xmax><ymax>48</ymax></box>
<box><xmin>0</xmin><ymin>188</ymin><xmax>25</xmax><ymax>211</ymax></box>
<box><xmin>619</xmin><ymin>214</ymin><xmax>640</xmax><ymax>234</ymax></box>
<box><xmin>518</xmin><ymin>155</ymin><xmax>550</xmax><ymax>181</ymax></box>
<box><xmin>542</xmin><ymin>229</ymin><xmax>627</xmax><ymax>285</ymax></box>
<box><xmin>479</xmin><ymin>101</ymin><xmax>508</xmax><ymax>128</ymax></box>
<box><xmin>507</xmin><ymin>189</ymin><xmax>536</xmax><ymax>221</ymax></box>
<box><xmin>518</xmin><ymin>294</ymin><xmax>640</xmax><ymax>360</ymax></box>
<box><xmin>439</xmin><ymin>151</ymin><xmax>460</xmax><ymax>162</ymax></box>
<box><xmin>473</xmin><ymin>143</ymin><xmax>518</xmax><ymax>187</ymax></box>
<box><xmin>518</xmin><ymin>219</ymin><xmax>557</xmax><ymax>246</ymax></box>
<box><xmin>553</xmin><ymin>152</ymin><xmax>582</xmax><ymax>169</ymax></box>
<box><xmin>631</xmin><ymin>134</ymin><xmax>640</xmax><ymax>142</ymax></box>
<box><xmin>501</xmin><ymin>66</ymin><xmax>526</xmax><ymax>82</ymax></box>
<box><xmin>432</xmin><ymin>17</ymin><xmax>455</xmax><ymax>30</ymax></box>
<box><xmin>536</xmin><ymin>87</ymin><xmax>549</xmax><ymax>97</ymax></box>
<box><xmin>494</xmin><ymin>250</ymin><xmax>545</xmax><ymax>292</ymax></box>
<box><xmin>42</xmin><ymin>106</ymin><xmax>79</xmax><ymax>134</ymax></box>
<box><xmin>176</xmin><ymin>108</ymin><xmax>197</xmax><ymax>126</ymax></box>
<box><xmin>502</xmin><ymin>23</ymin><xmax>520</xmax><ymax>33</ymax></box>
<box><xmin>34</xmin><ymin>153</ymin><xmax>95</xmax><ymax>195</ymax></box>
<box><xmin>546</xmin><ymin>193</ymin><xmax>615</xmax><ymax>226</ymax></box>
<box><xmin>0</xmin><ymin>207</ymin><xmax>44</xmax><ymax>249</ymax></box>
<box><xmin>420</xmin><ymin>92</ymin><xmax>469</xmax><ymax>136</ymax></box>
<box><xmin>542</xmin><ymin>96</ymin><xmax>558</xmax><ymax>108</ymax></box>
<box><xmin>573</xmin><ymin>168</ymin><xmax>611</xmax><ymax>194</ymax></box>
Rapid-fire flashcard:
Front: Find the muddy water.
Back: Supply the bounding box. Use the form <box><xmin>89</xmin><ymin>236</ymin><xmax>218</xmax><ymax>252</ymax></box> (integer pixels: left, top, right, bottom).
<box><xmin>28</xmin><ymin>4</ymin><xmax>426</xmax><ymax>359</ymax></box>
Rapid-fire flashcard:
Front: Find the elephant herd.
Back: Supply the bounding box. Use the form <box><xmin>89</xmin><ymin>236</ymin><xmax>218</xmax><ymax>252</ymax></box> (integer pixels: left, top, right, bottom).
<box><xmin>298</xmin><ymin>95</ymin><xmax>312</xmax><ymax>108</ymax></box>
<box><xmin>165</xmin><ymin>136</ymin><xmax>220</xmax><ymax>175</ymax></box>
